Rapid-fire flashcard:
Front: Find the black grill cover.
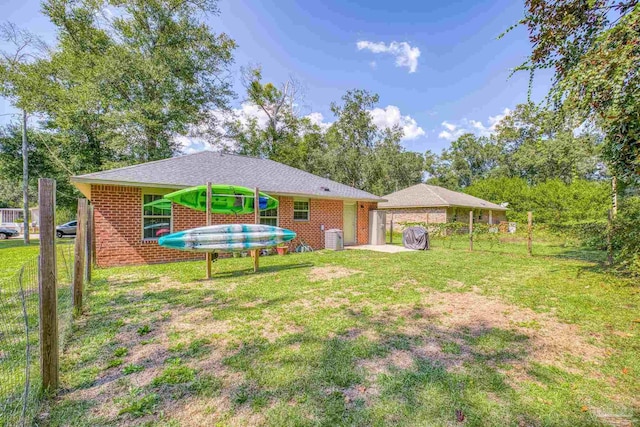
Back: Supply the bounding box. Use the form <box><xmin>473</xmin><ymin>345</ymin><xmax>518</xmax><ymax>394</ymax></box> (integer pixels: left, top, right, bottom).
<box><xmin>402</xmin><ymin>226</ymin><xmax>430</xmax><ymax>250</ymax></box>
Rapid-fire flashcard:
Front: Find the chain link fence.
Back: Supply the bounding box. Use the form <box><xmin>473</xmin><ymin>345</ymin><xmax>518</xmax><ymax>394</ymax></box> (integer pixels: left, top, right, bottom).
<box><xmin>0</xmin><ymin>242</ymin><xmax>75</xmax><ymax>427</ymax></box>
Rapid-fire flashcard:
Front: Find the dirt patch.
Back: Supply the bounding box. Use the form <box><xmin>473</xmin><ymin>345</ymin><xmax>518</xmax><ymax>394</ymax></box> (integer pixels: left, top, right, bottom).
<box><xmin>424</xmin><ymin>290</ymin><xmax>605</xmax><ymax>366</ymax></box>
<box><xmin>308</xmin><ymin>266</ymin><xmax>360</xmax><ymax>282</ymax></box>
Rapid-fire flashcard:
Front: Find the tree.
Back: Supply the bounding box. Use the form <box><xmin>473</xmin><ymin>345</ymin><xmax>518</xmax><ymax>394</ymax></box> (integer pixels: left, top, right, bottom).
<box><xmin>513</xmin><ymin>0</ymin><xmax>639</xmax><ymax>182</ymax></box>
<box><xmin>494</xmin><ymin>103</ymin><xmax>603</xmax><ymax>184</ymax></box>
<box><xmin>324</xmin><ymin>89</ymin><xmax>380</xmax><ymax>189</ymax></box>
<box><xmin>0</xmin><ymin>124</ymin><xmax>78</xmax><ymax>208</ymax></box>
<box><xmin>1</xmin><ymin>0</ymin><xmax>236</xmax><ymax>169</ymax></box>
<box><xmin>425</xmin><ymin>133</ymin><xmax>499</xmax><ymax>189</ymax></box>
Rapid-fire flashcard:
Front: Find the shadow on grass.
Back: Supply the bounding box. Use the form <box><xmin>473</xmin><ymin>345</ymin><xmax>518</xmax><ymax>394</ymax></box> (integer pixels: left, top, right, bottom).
<box><xmin>50</xmin><ymin>264</ymin><xmax>616</xmax><ymax>427</ymax></box>
<box><xmin>205</xmin><ymin>262</ymin><xmax>315</xmax><ymax>280</ymax></box>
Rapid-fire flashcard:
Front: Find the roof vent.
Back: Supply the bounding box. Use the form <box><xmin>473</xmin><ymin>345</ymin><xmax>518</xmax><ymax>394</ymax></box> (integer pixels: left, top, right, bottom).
<box><xmin>320</xmin><ymin>186</ymin><xmax>330</xmax><ymax>192</ymax></box>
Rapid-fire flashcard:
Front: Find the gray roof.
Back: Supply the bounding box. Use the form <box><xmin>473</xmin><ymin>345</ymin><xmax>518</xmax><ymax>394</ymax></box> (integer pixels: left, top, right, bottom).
<box><xmin>379</xmin><ymin>184</ymin><xmax>507</xmax><ymax>210</ymax></box>
<box><xmin>71</xmin><ymin>151</ymin><xmax>383</xmax><ymax>201</ymax></box>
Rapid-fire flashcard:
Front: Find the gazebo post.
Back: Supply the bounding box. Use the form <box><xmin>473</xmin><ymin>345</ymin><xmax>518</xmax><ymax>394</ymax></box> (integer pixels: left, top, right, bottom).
<box><xmin>206</xmin><ymin>182</ymin><xmax>212</xmax><ymax>279</ymax></box>
<box><xmin>253</xmin><ymin>187</ymin><xmax>260</xmax><ymax>273</ymax></box>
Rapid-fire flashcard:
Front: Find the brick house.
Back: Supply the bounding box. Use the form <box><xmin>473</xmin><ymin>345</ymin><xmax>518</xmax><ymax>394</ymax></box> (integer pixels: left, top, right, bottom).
<box><xmin>378</xmin><ymin>184</ymin><xmax>507</xmax><ymax>229</ymax></box>
<box><xmin>71</xmin><ymin>151</ymin><xmax>383</xmax><ymax>267</ymax></box>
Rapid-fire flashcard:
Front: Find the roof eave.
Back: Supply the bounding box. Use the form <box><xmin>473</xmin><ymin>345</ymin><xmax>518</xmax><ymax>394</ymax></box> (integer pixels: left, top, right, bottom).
<box><xmin>70</xmin><ymin>177</ymin><xmax>385</xmax><ymax>203</ymax></box>
<box><xmin>377</xmin><ymin>203</ymin><xmax>507</xmax><ymax>211</ymax></box>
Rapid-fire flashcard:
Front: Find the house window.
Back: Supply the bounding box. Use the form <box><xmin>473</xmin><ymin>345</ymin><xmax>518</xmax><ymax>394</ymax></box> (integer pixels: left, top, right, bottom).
<box><xmin>293</xmin><ymin>199</ymin><xmax>309</xmax><ymax>221</ymax></box>
<box><xmin>260</xmin><ymin>207</ymin><xmax>278</xmax><ymax>226</ymax></box>
<box><xmin>142</xmin><ymin>194</ymin><xmax>172</xmax><ymax>240</ymax></box>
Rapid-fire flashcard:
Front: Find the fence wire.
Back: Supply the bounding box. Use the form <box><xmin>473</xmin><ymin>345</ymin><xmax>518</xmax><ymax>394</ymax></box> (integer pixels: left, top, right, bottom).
<box><xmin>0</xmin><ymin>242</ymin><xmax>75</xmax><ymax>427</ymax></box>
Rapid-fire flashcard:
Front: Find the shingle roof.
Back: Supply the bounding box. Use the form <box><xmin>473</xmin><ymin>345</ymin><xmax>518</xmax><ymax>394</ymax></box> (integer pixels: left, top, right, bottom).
<box><xmin>379</xmin><ymin>184</ymin><xmax>506</xmax><ymax>210</ymax></box>
<box><xmin>71</xmin><ymin>151</ymin><xmax>383</xmax><ymax>201</ymax></box>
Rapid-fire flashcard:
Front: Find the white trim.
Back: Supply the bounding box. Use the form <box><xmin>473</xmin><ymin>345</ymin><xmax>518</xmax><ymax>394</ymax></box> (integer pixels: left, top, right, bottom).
<box><xmin>293</xmin><ymin>198</ymin><xmax>310</xmax><ymax>222</ymax></box>
<box><xmin>141</xmin><ymin>192</ymin><xmax>173</xmax><ymax>241</ymax></box>
<box><xmin>259</xmin><ymin>201</ymin><xmax>279</xmax><ymax>226</ymax></box>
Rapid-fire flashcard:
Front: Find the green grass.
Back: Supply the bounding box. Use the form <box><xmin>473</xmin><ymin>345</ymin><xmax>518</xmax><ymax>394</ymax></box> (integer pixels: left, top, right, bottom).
<box><xmin>0</xmin><ymin>239</ymin><xmax>40</xmax><ymax>279</ymax></box>
<box><xmin>2</xmin><ymin>238</ymin><xmax>638</xmax><ymax>426</ymax></box>
<box><xmin>0</xmin><ymin>239</ymin><xmax>75</xmax><ymax>427</ymax></box>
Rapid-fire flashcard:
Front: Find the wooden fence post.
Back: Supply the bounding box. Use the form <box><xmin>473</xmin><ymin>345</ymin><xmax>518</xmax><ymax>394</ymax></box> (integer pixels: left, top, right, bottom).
<box><xmin>527</xmin><ymin>211</ymin><xmax>533</xmax><ymax>256</ymax></box>
<box><xmin>253</xmin><ymin>187</ymin><xmax>260</xmax><ymax>273</ymax></box>
<box><xmin>607</xmin><ymin>209</ymin><xmax>613</xmax><ymax>265</ymax></box>
<box><xmin>85</xmin><ymin>204</ymin><xmax>93</xmax><ymax>283</ymax></box>
<box><xmin>38</xmin><ymin>178</ymin><xmax>58</xmax><ymax>391</ymax></box>
<box><xmin>206</xmin><ymin>182</ymin><xmax>212</xmax><ymax>279</ymax></box>
<box><xmin>73</xmin><ymin>198</ymin><xmax>87</xmax><ymax>314</ymax></box>
<box><xmin>469</xmin><ymin>210</ymin><xmax>473</xmax><ymax>251</ymax></box>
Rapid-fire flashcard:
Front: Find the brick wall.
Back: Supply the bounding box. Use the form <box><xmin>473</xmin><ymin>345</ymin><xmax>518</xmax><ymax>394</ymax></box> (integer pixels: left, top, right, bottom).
<box><xmin>382</xmin><ymin>207</ymin><xmax>507</xmax><ymax>230</ymax></box>
<box><xmin>383</xmin><ymin>208</ymin><xmax>448</xmax><ymax>230</ymax></box>
<box><xmin>446</xmin><ymin>207</ymin><xmax>507</xmax><ymax>224</ymax></box>
<box><xmin>91</xmin><ymin>184</ymin><xmax>376</xmax><ymax>267</ymax></box>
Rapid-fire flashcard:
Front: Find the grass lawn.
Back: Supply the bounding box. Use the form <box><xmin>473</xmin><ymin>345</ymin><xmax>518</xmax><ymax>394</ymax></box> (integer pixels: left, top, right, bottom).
<box><xmin>0</xmin><ymin>239</ymin><xmax>41</xmax><ymax>279</ymax></box>
<box><xmin>25</xmin><ymin>241</ymin><xmax>640</xmax><ymax>426</ymax></box>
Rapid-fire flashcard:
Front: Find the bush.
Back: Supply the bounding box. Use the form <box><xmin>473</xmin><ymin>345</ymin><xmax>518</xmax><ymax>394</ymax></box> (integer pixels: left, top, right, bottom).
<box><xmin>464</xmin><ymin>177</ymin><xmax>610</xmax><ymax>224</ymax></box>
<box><xmin>612</xmin><ymin>197</ymin><xmax>640</xmax><ymax>276</ymax></box>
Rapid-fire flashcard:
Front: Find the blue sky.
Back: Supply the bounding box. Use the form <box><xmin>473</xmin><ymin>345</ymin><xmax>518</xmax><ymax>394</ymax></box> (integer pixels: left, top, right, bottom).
<box><xmin>0</xmin><ymin>0</ymin><xmax>553</xmax><ymax>154</ymax></box>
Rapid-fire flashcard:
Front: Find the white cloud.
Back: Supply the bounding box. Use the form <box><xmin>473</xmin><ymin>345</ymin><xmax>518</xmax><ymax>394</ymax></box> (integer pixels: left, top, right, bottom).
<box><xmin>356</xmin><ymin>41</ymin><xmax>421</xmax><ymax>73</ymax></box>
<box><xmin>305</xmin><ymin>112</ymin><xmax>332</xmax><ymax>130</ymax></box>
<box><xmin>369</xmin><ymin>105</ymin><xmax>425</xmax><ymax>140</ymax></box>
<box><xmin>437</xmin><ymin>108</ymin><xmax>511</xmax><ymax>141</ymax></box>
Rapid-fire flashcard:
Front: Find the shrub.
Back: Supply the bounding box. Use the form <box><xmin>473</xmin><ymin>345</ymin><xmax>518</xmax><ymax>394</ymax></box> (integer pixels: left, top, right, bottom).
<box><xmin>612</xmin><ymin>197</ymin><xmax>640</xmax><ymax>276</ymax></box>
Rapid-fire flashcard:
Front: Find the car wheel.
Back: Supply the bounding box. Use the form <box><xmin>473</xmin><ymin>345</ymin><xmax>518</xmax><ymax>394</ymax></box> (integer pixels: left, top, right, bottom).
<box><xmin>0</xmin><ymin>233</ymin><xmax>7</xmax><ymax>240</ymax></box>
<box><xmin>56</xmin><ymin>231</ymin><xmax>64</xmax><ymax>239</ymax></box>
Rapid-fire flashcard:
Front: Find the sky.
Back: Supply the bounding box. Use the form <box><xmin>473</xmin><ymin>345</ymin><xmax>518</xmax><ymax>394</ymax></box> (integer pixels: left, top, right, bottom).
<box><xmin>0</xmin><ymin>0</ymin><xmax>554</xmax><ymax>154</ymax></box>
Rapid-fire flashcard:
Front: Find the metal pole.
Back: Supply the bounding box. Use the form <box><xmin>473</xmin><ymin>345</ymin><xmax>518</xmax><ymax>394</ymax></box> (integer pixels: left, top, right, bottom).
<box><xmin>22</xmin><ymin>110</ymin><xmax>29</xmax><ymax>245</ymax></box>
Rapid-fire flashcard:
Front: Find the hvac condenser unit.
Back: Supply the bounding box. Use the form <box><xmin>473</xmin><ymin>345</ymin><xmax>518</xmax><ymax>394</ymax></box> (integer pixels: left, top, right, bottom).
<box><xmin>325</xmin><ymin>229</ymin><xmax>344</xmax><ymax>251</ymax></box>
<box><xmin>369</xmin><ymin>210</ymin><xmax>386</xmax><ymax>245</ymax></box>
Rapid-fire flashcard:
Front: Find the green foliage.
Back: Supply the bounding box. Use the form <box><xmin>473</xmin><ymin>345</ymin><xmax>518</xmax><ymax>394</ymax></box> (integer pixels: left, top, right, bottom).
<box><xmin>123</xmin><ymin>364</ymin><xmax>144</xmax><ymax>375</ymax></box>
<box><xmin>426</xmin><ymin>103</ymin><xmax>604</xmax><ymax>190</ymax></box>
<box><xmin>0</xmin><ymin>0</ymin><xmax>236</xmax><ymax>202</ymax></box>
<box><xmin>117</xmin><ymin>389</ymin><xmax>158</xmax><ymax>417</ymax></box>
<box><xmin>465</xmin><ymin>177</ymin><xmax>610</xmax><ymax>224</ymax></box>
<box><xmin>611</xmin><ymin>197</ymin><xmax>640</xmax><ymax>276</ymax></box>
<box><xmin>152</xmin><ymin>359</ymin><xmax>196</xmax><ymax>386</ymax></box>
<box><xmin>224</xmin><ymin>82</ymin><xmax>424</xmax><ymax>196</ymax></box>
<box><xmin>514</xmin><ymin>1</ymin><xmax>639</xmax><ymax>182</ymax></box>
<box><xmin>0</xmin><ymin>124</ymin><xmax>79</xmax><ymax>208</ymax></box>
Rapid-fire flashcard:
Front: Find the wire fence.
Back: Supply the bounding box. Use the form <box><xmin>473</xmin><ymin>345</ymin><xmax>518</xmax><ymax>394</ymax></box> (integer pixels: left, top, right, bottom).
<box><xmin>0</xmin><ymin>242</ymin><xmax>75</xmax><ymax>427</ymax></box>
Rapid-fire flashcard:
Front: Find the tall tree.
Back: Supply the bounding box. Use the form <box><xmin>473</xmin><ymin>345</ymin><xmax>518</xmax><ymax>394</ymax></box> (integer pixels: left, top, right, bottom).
<box><xmin>324</xmin><ymin>89</ymin><xmax>380</xmax><ymax>189</ymax></box>
<box><xmin>513</xmin><ymin>0</ymin><xmax>639</xmax><ymax>182</ymax></box>
<box><xmin>425</xmin><ymin>133</ymin><xmax>499</xmax><ymax>189</ymax></box>
<box><xmin>1</xmin><ymin>0</ymin><xmax>236</xmax><ymax>170</ymax></box>
<box><xmin>494</xmin><ymin>103</ymin><xmax>603</xmax><ymax>183</ymax></box>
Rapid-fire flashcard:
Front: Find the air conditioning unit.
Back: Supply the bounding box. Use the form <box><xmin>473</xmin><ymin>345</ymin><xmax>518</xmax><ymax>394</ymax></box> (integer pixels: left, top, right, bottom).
<box><xmin>325</xmin><ymin>229</ymin><xmax>343</xmax><ymax>251</ymax></box>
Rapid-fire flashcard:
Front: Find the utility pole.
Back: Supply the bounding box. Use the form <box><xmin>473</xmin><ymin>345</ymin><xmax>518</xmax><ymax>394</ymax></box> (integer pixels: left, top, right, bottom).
<box><xmin>22</xmin><ymin>109</ymin><xmax>30</xmax><ymax>245</ymax></box>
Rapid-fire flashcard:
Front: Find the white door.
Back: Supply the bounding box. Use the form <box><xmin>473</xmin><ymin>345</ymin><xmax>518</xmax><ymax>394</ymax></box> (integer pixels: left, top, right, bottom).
<box><xmin>343</xmin><ymin>202</ymin><xmax>357</xmax><ymax>245</ymax></box>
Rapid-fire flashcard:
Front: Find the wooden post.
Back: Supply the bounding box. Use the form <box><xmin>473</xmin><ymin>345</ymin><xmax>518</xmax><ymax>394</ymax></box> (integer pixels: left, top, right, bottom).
<box><xmin>469</xmin><ymin>210</ymin><xmax>473</xmax><ymax>251</ymax></box>
<box><xmin>607</xmin><ymin>209</ymin><xmax>613</xmax><ymax>266</ymax></box>
<box><xmin>611</xmin><ymin>176</ymin><xmax>618</xmax><ymax>218</ymax></box>
<box><xmin>527</xmin><ymin>211</ymin><xmax>533</xmax><ymax>256</ymax></box>
<box><xmin>38</xmin><ymin>178</ymin><xmax>58</xmax><ymax>391</ymax></box>
<box><xmin>85</xmin><ymin>204</ymin><xmax>93</xmax><ymax>283</ymax></box>
<box><xmin>389</xmin><ymin>215</ymin><xmax>393</xmax><ymax>244</ymax></box>
<box><xmin>489</xmin><ymin>210</ymin><xmax>493</xmax><ymax>225</ymax></box>
<box><xmin>206</xmin><ymin>182</ymin><xmax>212</xmax><ymax>279</ymax></box>
<box><xmin>73</xmin><ymin>198</ymin><xmax>87</xmax><ymax>314</ymax></box>
<box><xmin>253</xmin><ymin>187</ymin><xmax>260</xmax><ymax>273</ymax></box>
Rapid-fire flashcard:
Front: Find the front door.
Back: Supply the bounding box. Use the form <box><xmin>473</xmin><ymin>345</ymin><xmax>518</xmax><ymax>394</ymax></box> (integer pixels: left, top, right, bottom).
<box><xmin>343</xmin><ymin>202</ymin><xmax>357</xmax><ymax>245</ymax></box>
